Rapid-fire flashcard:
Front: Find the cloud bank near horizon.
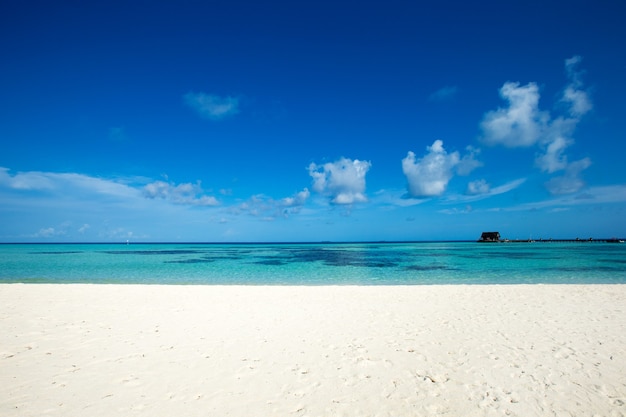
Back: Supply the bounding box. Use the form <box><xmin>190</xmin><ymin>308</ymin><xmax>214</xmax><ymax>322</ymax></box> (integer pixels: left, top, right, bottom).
<box><xmin>143</xmin><ymin>180</ymin><xmax>220</xmax><ymax>206</ymax></box>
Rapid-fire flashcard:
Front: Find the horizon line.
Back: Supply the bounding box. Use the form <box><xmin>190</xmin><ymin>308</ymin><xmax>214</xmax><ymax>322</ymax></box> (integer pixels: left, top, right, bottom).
<box><xmin>1</xmin><ymin>237</ymin><xmax>624</xmax><ymax>245</ymax></box>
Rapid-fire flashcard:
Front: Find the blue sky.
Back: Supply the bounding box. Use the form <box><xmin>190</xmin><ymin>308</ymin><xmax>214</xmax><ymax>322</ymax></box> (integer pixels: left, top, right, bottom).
<box><xmin>1</xmin><ymin>0</ymin><xmax>625</xmax><ymax>242</ymax></box>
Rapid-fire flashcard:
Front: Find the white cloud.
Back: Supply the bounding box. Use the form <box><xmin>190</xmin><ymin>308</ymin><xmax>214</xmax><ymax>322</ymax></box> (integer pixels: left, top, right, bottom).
<box><xmin>439</xmin><ymin>205</ymin><xmax>473</xmax><ymax>215</ymax></box>
<box><xmin>0</xmin><ymin>167</ymin><xmax>139</xmax><ymax>198</ymax></box>
<box><xmin>480</xmin><ymin>82</ymin><xmax>548</xmax><ymax>147</ymax></box>
<box><xmin>30</xmin><ymin>221</ymin><xmax>74</xmax><ymax>238</ymax></box>
<box><xmin>231</xmin><ymin>188</ymin><xmax>310</xmax><ymax>219</ymax></box>
<box><xmin>279</xmin><ymin>188</ymin><xmax>310</xmax><ymax>217</ymax></box>
<box><xmin>562</xmin><ymin>55</ymin><xmax>592</xmax><ymax>116</ymax></box>
<box><xmin>0</xmin><ymin>168</ymin><xmax>226</xmax><ymax>239</ymax></box>
<box><xmin>36</xmin><ymin>227</ymin><xmax>63</xmax><ymax>238</ymax></box>
<box><xmin>535</xmin><ymin>129</ymin><xmax>572</xmax><ymax>173</ymax></box>
<box><xmin>184</xmin><ymin>92</ymin><xmax>240</xmax><ymax>120</ymax></box>
<box><xmin>402</xmin><ymin>140</ymin><xmax>460</xmax><ymax>197</ymax></box>
<box><xmin>308</xmin><ymin>158</ymin><xmax>371</xmax><ymax>204</ymax></box>
<box><xmin>544</xmin><ymin>158</ymin><xmax>592</xmax><ymax>195</ymax></box>
<box><xmin>101</xmin><ymin>227</ymin><xmax>135</xmax><ymax>240</ymax></box>
<box><xmin>280</xmin><ymin>188</ymin><xmax>310</xmax><ymax>207</ymax></box>
<box><xmin>143</xmin><ymin>180</ymin><xmax>220</xmax><ymax>206</ymax></box>
<box><xmin>534</xmin><ymin>57</ymin><xmax>592</xmax><ymax>178</ymax></box>
<box><xmin>456</xmin><ymin>146</ymin><xmax>483</xmax><ymax>175</ymax></box>
<box><xmin>444</xmin><ymin>178</ymin><xmax>527</xmax><ymax>203</ymax></box>
<box><xmin>429</xmin><ymin>86</ymin><xmax>458</xmax><ymax>101</ymax></box>
<box><xmin>563</xmin><ymin>86</ymin><xmax>592</xmax><ymax>117</ymax></box>
<box><xmin>466</xmin><ymin>179</ymin><xmax>490</xmax><ymax>195</ymax></box>
<box><xmin>0</xmin><ymin>167</ymin><xmax>314</xmax><ymax>241</ymax></box>
<box><xmin>534</xmin><ymin>57</ymin><xmax>592</xmax><ymax>173</ymax></box>
<box><xmin>488</xmin><ymin>178</ymin><xmax>527</xmax><ymax>195</ymax></box>
<box><xmin>480</xmin><ymin>56</ymin><xmax>593</xmax><ymax>194</ymax></box>
<box><xmin>565</xmin><ymin>56</ymin><xmax>583</xmax><ymax>82</ymax></box>
<box><xmin>0</xmin><ymin>167</ymin><xmax>55</xmax><ymax>190</ymax></box>
<box><xmin>371</xmin><ymin>189</ymin><xmax>428</xmax><ymax>207</ymax></box>
<box><xmin>504</xmin><ymin>184</ymin><xmax>626</xmax><ymax>212</ymax></box>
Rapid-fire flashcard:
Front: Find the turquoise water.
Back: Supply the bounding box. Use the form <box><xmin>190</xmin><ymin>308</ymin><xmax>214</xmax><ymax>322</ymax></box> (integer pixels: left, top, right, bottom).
<box><xmin>1</xmin><ymin>242</ymin><xmax>625</xmax><ymax>285</ymax></box>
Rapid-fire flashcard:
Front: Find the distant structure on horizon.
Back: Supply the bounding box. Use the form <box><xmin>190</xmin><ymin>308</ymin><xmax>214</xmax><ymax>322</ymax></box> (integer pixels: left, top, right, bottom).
<box><xmin>478</xmin><ymin>232</ymin><xmax>501</xmax><ymax>242</ymax></box>
<box><xmin>477</xmin><ymin>231</ymin><xmax>624</xmax><ymax>243</ymax></box>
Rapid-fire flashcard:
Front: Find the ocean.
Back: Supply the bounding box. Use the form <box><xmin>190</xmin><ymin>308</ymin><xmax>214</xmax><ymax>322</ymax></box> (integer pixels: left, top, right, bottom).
<box><xmin>1</xmin><ymin>242</ymin><xmax>625</xmax><ymax>285</ymax></box>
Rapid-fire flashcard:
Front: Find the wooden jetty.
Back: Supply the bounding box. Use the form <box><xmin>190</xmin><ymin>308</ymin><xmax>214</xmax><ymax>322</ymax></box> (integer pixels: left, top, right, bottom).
<box><xmin>478</xmin><ymin>232</ymin><xmax>624</xmax><ymax>243</ymax></box>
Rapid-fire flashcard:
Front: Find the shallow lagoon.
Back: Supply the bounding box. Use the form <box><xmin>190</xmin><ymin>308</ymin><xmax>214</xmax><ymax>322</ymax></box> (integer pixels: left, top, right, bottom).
<box><xmin>1</xmin><ymin>242</ymin><xmax>625</xmax><ymax>285</ymax></box>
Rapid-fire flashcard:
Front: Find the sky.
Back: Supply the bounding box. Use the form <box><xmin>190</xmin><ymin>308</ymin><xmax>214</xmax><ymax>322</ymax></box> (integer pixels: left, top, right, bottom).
<box><xmin>1</xmin><ymin>0</ymin><xmax>625</xmax><ymax>242</ymax></box>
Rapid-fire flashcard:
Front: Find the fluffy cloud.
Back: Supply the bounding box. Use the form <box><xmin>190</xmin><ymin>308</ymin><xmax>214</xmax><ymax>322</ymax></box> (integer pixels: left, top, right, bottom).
<box><xmin>534</xmin><ymin>126</ymin><xmax>573</xmax><ymax>173</ymax></box>
<box><xmin>280</xmin><ymin>188</ymin><xmax>310</xmax><ymax>207</ymax></box>
<box><xmin>308</xmin><ymin>158</ymin><xmax>371</xmax><ymax>204</ymax></box>
<box><xmin>480</xmin><ymin>82</ymin><xmax>548</xmax><ymax>147</ymax></box>
<box><xmin>536</xmin><ymin>57</ymin><xmax>592</xmax><ymax>190</ymax></box>
<box><xmin>466</xmin><ymin>179</ymin><xmax>490</xmax><ymax>195</ymax></box>
<box><xmin>232</xmin><ymin>188</ymin><xmax>310</xmax><ymax>219</ymax></box>
<box><xmin>402</xmin><ymin>140</ymin><xmax>459</xmax><ymax>197</ymax></box>
<box><xmin>402</xmin><ymin>140</ymin><xmax>480</xmax><ymax>198</ymax></box>
<box><xmin>480</xmin><ymin>56</ymin><xmax>593</xmax><ymax>194</ymax></box>
<box><xmin>563</xmin><ymin>56</ymin><xmax>592</xmax><ymax>117</ymax></box>
<box><xmin>184</xmin><ymin>92</ymin><xmax>240</xmax><ymax>120</ymax></box>
<box><xmin>143</xmin><ymin>180</ymin><xmax>219</xmax><ymax>206</ymax></box>
<box><xmin>277</xmin><ymin>188</ymin><xmax>311</xmax><ymax>217</ymax></box>
<box><xmin>563</xmin><ymin>86</ymin><xmax>592</xmax><ymax>117</ymax></box>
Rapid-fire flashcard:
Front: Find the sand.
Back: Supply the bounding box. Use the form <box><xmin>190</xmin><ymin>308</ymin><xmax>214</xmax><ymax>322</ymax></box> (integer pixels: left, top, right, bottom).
<box><xmin>1</xmin><ymin>284</ymin><xmax>625</xmax><ymax>417</ymax></box>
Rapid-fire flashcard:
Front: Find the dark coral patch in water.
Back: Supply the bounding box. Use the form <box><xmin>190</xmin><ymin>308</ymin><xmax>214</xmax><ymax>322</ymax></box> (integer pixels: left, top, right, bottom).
<box><xmin>253</xmin><ymin>260</ymin><xmax>287</xmax><ymax>266</ymax></box>
<box><xmin>600</xmin><ymin>258</ymin><xmax>626</xmax><ymax>264</ymax></box>
<box><xmin>103</xmin><ymin>250</ymin><xmax>203</xmax><ymax>255</ymax></box>
<box><xmin>277</xmin><ymin>248</ymin><xmax>399</xmax><ymax>267</ymax></box>
<box><xmin>164</xmin><ymin>258</ymin><xmax>216</xmax><ymax>264</ymax></box>
<box><xmin>30</xmin><ymin>251</ymin><xmax>83</xmax><ymax>255</ymax></box>
<box><xmin>405</xmin><ymin>265</ymin><xmax>451</xmax><ymax>271</ymax></box>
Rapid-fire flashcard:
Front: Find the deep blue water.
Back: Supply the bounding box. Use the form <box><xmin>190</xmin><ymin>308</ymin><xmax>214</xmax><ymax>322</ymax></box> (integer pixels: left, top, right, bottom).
<box><xmin>1</xmin><ymin>242</ymin><xmax>625</xmax><ymax>285</ymax></box>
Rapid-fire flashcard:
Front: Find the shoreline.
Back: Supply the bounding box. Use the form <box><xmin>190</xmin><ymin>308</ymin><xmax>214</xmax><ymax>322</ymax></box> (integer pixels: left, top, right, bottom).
<box><xmin>2</xmin><ymin>284</ymin><xmax>625</xmax><ymax>416</ymax></box>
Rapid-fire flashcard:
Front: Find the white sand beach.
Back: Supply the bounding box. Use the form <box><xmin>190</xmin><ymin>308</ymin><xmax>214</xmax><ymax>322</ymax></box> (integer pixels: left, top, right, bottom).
<box><xmin>1</xmin><ymin>284</ymin><xmax>625</xmax><ymax>416</ymax></box>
